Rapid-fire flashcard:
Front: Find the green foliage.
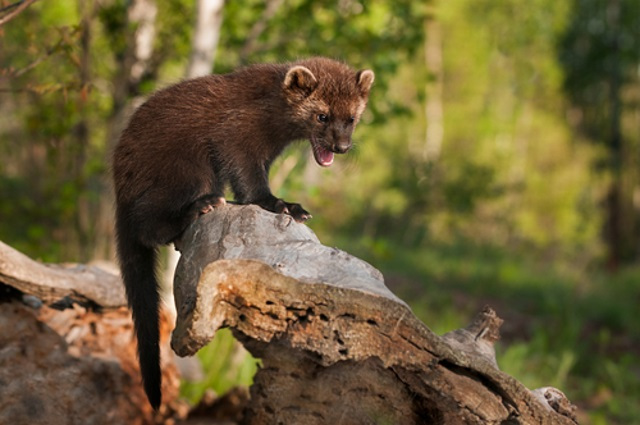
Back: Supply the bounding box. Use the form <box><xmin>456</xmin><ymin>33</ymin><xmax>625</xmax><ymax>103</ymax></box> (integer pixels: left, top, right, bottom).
<box><xmin>0</xmin><ymin>2</ymin><xmax>103</xmax><ymax>260</ymax></box>
<box><xmin>219</xmin><ymin>0</ymin><xmax>425</xmax><ymax>67</ymax></box>
<box><xmin>298</xmin><ymin>0</ymin><xmax>604</xmax><ymax>265</ymax></box>
<box><xmin>559</xmin><ymin>0</ymin><xmax>640</xmax><ymax>137</ymax></box>
<box><xmin>180</xmin><ymin>328</ymin><xmax>259</xmax><ymax>404</ymax></box>
<box><xmin>558</xmin><ymin>0</ymin><xmax>640</xmax><ymax>262</ymax></box>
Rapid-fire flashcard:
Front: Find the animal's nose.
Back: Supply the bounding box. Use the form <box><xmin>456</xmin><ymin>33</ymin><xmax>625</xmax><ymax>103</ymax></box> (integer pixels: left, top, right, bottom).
<box><xmin>334</xmin><ymin>141</ymin><xmax>351</xmax><ymax>154</ymax></box>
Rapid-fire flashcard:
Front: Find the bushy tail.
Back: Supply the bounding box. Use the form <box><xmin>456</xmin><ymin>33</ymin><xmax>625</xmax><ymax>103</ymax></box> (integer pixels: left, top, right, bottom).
<box><xmin>116</xmin><ymin>217</ymin><xmax>162</xmax><ymax>410</ymax></box>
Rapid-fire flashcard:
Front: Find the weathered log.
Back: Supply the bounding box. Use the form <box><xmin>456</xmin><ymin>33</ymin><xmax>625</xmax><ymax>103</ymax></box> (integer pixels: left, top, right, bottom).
<box><xmin>0</xmin><ymin>240</ymin><xmax>126</xmax><ymax>308</ymax></box>
<box><xmin>0</xmin><ymin>301</ymin><xmax>182</xmax><ymax>425</ymax></box>
<box><xmin>171</xmin><ymin>204</ymin><xmax>578</xmax><ymax>425</ymax></box>
<box><xmin>0</xmin><ymin>243</ymin><xmax>182</xmax><ymax>425</ymax></box>
<box><xmin>0</xmin><ymin>203</ymin><xmax>578</xmax><ymax>424</ymax></box>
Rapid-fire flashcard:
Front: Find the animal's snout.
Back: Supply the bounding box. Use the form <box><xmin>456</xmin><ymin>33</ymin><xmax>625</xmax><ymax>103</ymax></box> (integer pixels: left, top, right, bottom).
<box><xmin>333</xmin><ymin>141</ymin><xmax>351</xmax><ymax>154</ymax></box>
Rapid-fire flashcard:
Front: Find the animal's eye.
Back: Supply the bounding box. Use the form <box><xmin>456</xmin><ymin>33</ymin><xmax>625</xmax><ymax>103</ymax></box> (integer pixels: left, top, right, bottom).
<box><xmin>348</xmin><ymin>116</ymin><xmax>355</xmax><ymax>124</ymax></box>
<box><xmin>317</xmin><ymin>114</ymin><xmax>329</xmax><ymax>123</ymax></box>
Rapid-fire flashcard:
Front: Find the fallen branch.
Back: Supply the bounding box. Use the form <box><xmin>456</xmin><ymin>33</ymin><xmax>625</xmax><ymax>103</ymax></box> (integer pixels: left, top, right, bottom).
<box><xmin>0</xmin><ymin>0</ymin><xmax>38</xmax><ymax>27</ymax></box>
<box><xmin>0</xmin><ymin>241</ymin><xmax>126</xmax><ymax>308</ymax></box>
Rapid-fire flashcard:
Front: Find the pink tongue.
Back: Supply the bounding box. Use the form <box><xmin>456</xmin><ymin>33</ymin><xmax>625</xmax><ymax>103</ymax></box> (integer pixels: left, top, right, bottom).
<box><xmin>315</xmin><ymin>147</ymin><xmax>334</xmax><ymax>167</ymax></box>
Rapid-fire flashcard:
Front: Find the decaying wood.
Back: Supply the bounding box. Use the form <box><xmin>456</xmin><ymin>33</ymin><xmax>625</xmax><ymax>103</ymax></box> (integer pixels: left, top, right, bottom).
<box><xmin>0</xmin><ymin>242</ymin><xmax>181</xmax><ymax>425</ymax></box>
<box><xmin>171</xmin><ymin>204</ymin><xmax>578</xmax><ymax>425</ymax></box>
<box><xmin>0</xmin><ymin>240</ymin><xmax>126</xmax><ymax>308</ymax></box>
<box><xmin>0</xmin><ymin>302</ymin><xmax>182</xmax><ymax>425</ymax></box>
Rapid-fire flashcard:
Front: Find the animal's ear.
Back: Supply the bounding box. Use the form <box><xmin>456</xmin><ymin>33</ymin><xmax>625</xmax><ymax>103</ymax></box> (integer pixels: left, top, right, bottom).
<box><xmin>284</xmin><ymin>66</ymin><xmax>318</xmax><ymax>95</ymax></box>
<box><xmin>356</xmin><ymin>69</ymin><xmax>375</xmax><ymax>95</ymax></box>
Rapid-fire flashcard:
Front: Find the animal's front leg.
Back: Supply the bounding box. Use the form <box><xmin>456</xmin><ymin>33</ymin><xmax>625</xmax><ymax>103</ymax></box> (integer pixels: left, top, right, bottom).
<box><xmin>230</xmin><ymin>163</ymin><xmax>312</xmax><ymax>222</ymax></box>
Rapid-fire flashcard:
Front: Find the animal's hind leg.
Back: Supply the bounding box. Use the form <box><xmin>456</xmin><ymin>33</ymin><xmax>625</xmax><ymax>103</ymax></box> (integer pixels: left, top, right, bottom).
<box><xmin>171</xmin><ymin>193</ymin><xmax>227</xmax><ymax>250</ymax></box>
<box><xmin>176</xmin><ymin>192</ymin><xmax>227</xmax><ymax>231</ymax></box>
<box><xmin>191</xmin><ymin>194</ymin><xmax>227</xmax><ymax>216</ymax></box>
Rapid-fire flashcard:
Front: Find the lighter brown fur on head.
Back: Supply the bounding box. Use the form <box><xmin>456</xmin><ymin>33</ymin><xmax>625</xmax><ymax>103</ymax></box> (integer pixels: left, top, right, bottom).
<box><xmin>282</xmin><ymin>58</ymin><xmax>374</xmax><ymax>165</ymax></box>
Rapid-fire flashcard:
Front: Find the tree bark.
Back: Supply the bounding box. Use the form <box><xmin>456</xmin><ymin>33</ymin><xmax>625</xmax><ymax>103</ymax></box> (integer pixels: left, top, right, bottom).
<box><xmin>0</xmin><ymin>241</ymin><xmax>181</xmax><ymax>425</ymax></box>
<box><xmin>605</xmin><ymin>0</ymin><xmax>625</xmax><ymax>268</ymax></box>
<box><xmin>0</xmin><ymin>240</ymin><xmax>126</xmax><ymax>307</ymax></box>
<box><xmin>171</xmin><ymin>205</ymin><xmax>578</xmax><ymax>425</ymax></box>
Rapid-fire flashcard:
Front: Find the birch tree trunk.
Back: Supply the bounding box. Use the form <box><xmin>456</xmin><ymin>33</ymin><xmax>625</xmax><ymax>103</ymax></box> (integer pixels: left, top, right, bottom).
<box><xmin>185</xmin><ymin>0</ymin><xmax>225</xmax><ymax>79</ymax></box>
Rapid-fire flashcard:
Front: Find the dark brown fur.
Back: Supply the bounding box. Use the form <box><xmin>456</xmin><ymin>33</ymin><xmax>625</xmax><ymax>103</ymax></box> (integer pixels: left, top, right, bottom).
<box><xmin>112</xmin><ymin>58</ymin><xmax>374</xmax><ymax>409</ymax></box>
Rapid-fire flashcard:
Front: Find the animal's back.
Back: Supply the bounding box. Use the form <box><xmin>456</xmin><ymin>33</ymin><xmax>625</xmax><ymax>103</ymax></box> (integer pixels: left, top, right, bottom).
<box><xmin>113</xmin><ymin>66</ymin><xmax>291</xmax><ymax>215</ymax></box>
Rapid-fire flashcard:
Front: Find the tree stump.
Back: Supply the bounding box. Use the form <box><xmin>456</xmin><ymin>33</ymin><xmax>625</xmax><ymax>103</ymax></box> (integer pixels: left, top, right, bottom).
<box><xmin>171</xmin><ymin>204</ymin><xmax>578</xmax><ymax>425</ymax></box>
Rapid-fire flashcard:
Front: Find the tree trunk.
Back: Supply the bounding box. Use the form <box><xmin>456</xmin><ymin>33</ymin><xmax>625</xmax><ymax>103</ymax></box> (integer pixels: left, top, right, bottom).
<box><xmin>72</xmin><ymin>0</ymin><xmax>94</xmax><ymax>261</ymax></box>
<box><xmin>185</xmin><ymin>0</ymin><xmax>225</xmax><ymax>79</ymax></box>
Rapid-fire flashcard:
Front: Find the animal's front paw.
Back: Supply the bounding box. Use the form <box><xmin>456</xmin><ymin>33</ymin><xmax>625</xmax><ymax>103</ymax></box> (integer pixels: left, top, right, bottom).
<box><xmin>275</xmin><ymin>199</ymin><xmax>312</xmax><ymax>222</ymax></box>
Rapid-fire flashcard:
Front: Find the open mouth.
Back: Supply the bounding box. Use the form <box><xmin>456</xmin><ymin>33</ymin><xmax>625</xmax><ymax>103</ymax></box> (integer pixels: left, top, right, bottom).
<box><xmin>311</xmin><ymin>139</ymin><xmax>335</xmax><ymax>167</ymax></box>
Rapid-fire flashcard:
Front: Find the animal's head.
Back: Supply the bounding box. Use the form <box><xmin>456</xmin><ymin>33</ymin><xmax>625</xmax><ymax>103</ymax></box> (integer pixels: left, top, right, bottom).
<box><xmin>283</xmin><ymin>58</ymin><xmax>374</xmax><ymax>167</ymax></box>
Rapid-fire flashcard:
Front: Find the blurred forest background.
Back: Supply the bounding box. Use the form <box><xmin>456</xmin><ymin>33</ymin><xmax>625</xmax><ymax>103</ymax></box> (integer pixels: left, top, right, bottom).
<box><xmin>1</xmin><ymin>0</ymin><xmax>639</xmax><ymax>423</ymax></box>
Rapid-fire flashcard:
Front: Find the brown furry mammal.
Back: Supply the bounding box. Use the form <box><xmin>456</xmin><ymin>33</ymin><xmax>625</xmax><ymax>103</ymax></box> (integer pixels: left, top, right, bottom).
<box><xmin>112</xmin><ymin>57</ymin><xmax>374</xmax><ymax>409</ymax></box>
